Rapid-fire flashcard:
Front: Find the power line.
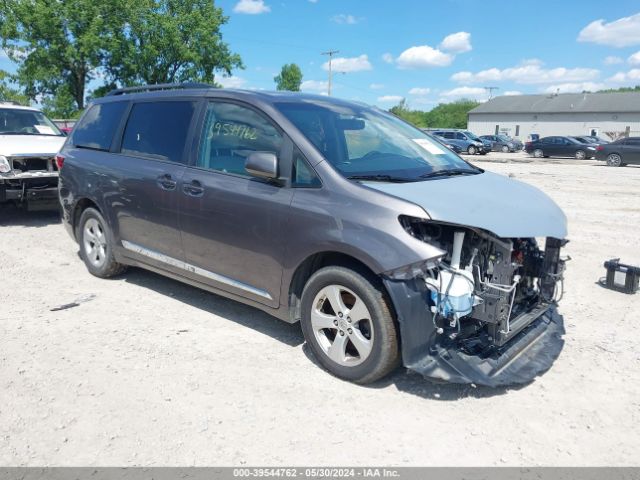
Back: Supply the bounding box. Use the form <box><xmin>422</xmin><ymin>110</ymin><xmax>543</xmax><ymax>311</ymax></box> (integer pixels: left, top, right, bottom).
<box><xmin>321</xmin><ymin>50</ymin><xmax>339</xmax><ymax>96</ymax></box>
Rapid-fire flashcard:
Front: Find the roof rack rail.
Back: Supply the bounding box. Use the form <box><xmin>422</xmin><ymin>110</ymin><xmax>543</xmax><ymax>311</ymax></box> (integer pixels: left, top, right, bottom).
<box><xmin>0</xmin><ymin>100</ymin><xmax>23</xmax><ymax>106</ymax></box>
<box><xmin>105</xmin><ymin>82</ymin><xmax>214</xmax><ymax>97</ymax></box>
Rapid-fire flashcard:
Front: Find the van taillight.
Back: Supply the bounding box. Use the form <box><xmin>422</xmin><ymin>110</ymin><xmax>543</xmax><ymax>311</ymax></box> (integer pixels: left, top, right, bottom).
<box><xmin>55</xmin><ymin>154</ymin><xmax>65</xmax><ymax>169</ymax></box>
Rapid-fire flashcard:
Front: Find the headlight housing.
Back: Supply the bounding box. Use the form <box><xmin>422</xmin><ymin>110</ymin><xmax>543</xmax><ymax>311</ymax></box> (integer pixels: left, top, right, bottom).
<box><xmin>0</xmin><ymin>155</ymin><xmax>11</xmax><ymax>174</ymax></box>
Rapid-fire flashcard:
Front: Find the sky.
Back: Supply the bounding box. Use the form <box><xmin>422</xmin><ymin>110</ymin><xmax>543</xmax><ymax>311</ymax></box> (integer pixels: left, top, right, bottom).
<box><xmin>2</xmin><ymin>0</ymin><xmax>640</xmax><ymax>109</ymax></box>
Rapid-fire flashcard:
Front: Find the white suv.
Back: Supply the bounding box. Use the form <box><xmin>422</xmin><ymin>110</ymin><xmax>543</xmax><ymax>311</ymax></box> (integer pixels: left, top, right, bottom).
<box><xmin>0</xmin><ymin>102</ymin><xmax>66</xmax><ymax>210</ymax></box>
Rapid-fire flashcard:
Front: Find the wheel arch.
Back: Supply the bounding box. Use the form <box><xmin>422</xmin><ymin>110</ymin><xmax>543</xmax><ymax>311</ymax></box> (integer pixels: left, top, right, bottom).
<box><xmin>286</xmin><ymin>251</ymin><xmax>390</xmax><ymax>324</ymax></box>
<box><xmin>72</xmin><ymin>197</ymin><xmax>101</xmax><ymax>241</ymax></box>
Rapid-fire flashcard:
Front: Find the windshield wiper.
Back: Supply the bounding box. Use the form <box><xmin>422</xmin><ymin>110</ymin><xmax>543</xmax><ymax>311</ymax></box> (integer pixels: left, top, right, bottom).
<box><xmin>347</xmin><ymin>174</ymin><xmax>414</xmax><ymax>183</ymax></box>
<box><xmin>419</xmin><ymin>168</ymin><xmax>480</xmax><ymax>179</ymax></box>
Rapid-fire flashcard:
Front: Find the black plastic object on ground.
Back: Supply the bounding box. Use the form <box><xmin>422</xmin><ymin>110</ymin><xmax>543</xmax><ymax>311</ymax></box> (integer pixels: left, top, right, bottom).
<box><xmin>603</xmin><ymin>258</ymin><xmax>640</xmax><ymax>294</ymax></box>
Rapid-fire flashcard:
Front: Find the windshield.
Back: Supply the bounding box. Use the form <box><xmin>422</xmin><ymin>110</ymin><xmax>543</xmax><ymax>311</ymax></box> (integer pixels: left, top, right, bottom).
<box><xmin>462</xmin><ymin>131</ymin><xmax>482</xmax><ymax>142</ymax></box>
<box><xmin>0</xmin><ymin>108</ymin><xmax>63</xmax><ymax>136</ymax></box>
<box><xmin>276</xmin><ymin>100</ymin><xmax>478</xmax><ymax>182</ymax></box>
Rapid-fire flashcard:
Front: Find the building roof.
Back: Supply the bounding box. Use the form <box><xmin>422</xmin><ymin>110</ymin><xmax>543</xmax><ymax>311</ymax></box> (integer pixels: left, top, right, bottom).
<box><xmin>469</xmin><ymin>92</ymin><xmax>640</xmax><ymax>115</ymax></box>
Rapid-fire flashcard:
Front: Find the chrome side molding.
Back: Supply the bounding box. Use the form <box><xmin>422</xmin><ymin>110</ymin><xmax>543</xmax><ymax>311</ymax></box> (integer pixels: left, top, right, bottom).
<box><xmin>121</xmin><ymin>240</ymin><xmax>273</xmax><ymax>300</ymax></box>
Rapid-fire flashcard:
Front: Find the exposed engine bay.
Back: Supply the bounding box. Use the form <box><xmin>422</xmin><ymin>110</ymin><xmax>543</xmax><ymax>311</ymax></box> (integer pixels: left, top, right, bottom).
<box><xmin>395</xmin><ymin>215</ymin><xmax>567</xmax><ymax>375</ymax></box>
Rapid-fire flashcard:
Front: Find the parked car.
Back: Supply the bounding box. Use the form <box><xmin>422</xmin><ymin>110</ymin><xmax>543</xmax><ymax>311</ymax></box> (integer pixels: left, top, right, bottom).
<box><xmin>572</xmin><ymin>136</ymin><xmax>610</xmax><ymax>147</ymax></box>
<box><xmin>59</xmin><ymin>84</ymin><xmax>568</xmax><ymax>387</ymax></box>
<box><xmin>431</xmin><ymin>129</ymin><xmax>488</xmax><ymax>155</ymax></box>
<box><xmin>587</xmin><ymin>135</ymin><xmax>609</xmax><ymax>144</ymax></box>
<box><xmin>0</xmin><ymin>102</ymin><xmax>66</xmax><ymax>210</ymax></box>
<box><xmin>53</xmin><ymin>119</ymin><xmax>77</xmax><ymax>135</ymax></box>
<box><xmin>480</xmin><ymin>134</ymin><xmax>523</xmax><ymax>153</ymax></box>
<box><xmin>594</xmin><ymin>137</ymin><xmax>640</xmax><ymax>167</ymax></box>
<box><xmin>525</xmin><ymin>136</ymin><xmax>597</xmax><ymax>159</ymax></box>
<box><xmin>421</xmin><ymin>129</ymin><xmax>463</xmax><ymax>154</ymax></box>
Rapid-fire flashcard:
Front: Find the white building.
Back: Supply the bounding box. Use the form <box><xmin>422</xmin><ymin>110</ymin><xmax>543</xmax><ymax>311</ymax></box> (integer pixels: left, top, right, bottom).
<box><xmin>467</xmin><ymin>92</ymin><xmax>640</xmax><ymax>141</ymax></box>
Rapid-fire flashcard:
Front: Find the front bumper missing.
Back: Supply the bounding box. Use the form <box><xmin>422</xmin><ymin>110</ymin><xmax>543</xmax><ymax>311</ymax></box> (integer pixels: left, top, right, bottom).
<box><xmin>383</xmin><ymin>277</ymin><xmax>565</xmax><ymax>387</ymax></box>
<box><xmin>1</xmin><ymin>175</ymin><xmax>59</xmax><ymax>210</ymax></box>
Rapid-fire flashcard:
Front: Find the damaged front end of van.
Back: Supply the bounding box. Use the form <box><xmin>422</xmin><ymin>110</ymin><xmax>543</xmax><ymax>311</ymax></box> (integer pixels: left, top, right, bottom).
<box><xmin>370</xmin><ymin>172</ymin><xmax>569</xmax><ymax>387</ymax></box>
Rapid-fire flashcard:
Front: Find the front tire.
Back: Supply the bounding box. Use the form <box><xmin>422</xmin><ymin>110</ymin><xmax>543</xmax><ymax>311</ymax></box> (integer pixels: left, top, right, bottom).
<box><xmin>78</xmin><ymin>207</ymin><xmax>127</xmax><ymax>278</ymax></box>
<box><xmin>467</xmin><ymin>145</ymin><xmax>477</xmax><ymax>155</ymax></box>
<box><xmin>606</xmin><ymin>153</ymin><xmax>623</xmax><ymax>167</ymax></box>
<box><xmin>300</xmin><ymin>266</ymin><xmax>400</xmax><ymax>384</ymax></box>
<box><xmin>501</xmin><ymin>145</ymin><xmax>510</xmax><ymax>153</ymax></box>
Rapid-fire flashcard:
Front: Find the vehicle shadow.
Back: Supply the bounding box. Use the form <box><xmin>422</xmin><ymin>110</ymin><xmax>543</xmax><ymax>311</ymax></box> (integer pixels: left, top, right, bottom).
<box><xmin>122</xmin><ymin>266</ymin><xmax>305</xmax><ymax>348</ymax></box>
<box><xmin>117</xmin><ymin>265</ymin><xmax>525</xmax><ymax>400</ymax></box>
<box><xmin>0</xmin><ymin>203</ymin><xmax>61</xmax><ymax>227</ymax></box>
<box><xmin>301</xmin><ymin>343</ymin><xmax>525</xmax><ymax>400</ymax></box>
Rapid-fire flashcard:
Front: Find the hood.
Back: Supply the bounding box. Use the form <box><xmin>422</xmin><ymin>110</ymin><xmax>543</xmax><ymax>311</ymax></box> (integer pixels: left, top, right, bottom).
<box><xmin>364</xmin><ymin>171</ymin><xmax>567</xmax><ymax>239</ymax></box>
<box><xmin>0</xmin><ymin>135</ymin><xmax>66</xmax><ymax>156</ymax></box>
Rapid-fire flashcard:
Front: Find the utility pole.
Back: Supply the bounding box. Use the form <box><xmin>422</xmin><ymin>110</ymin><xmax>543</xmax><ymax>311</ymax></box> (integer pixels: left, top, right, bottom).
<box><xmin>484</xmin><ymin>86</ymin><xmax>499</xmax><ymax>99</ymax></box>
<box><xmin>321</xmin><ymin>50</ymin><xmax>339</xmax><ymax>96</ymax></box>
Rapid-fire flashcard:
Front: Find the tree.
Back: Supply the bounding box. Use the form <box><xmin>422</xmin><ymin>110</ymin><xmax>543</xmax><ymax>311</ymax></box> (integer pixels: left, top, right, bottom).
<box><xmin>104</xmin><ymin>0</ymin><xmax>243</xmax><ymax>86</ymax></box>
<box><xmin>41</xmin><ymin>86</ymin><xmax>81</xmax><ymax>118</ymax></box>
<box><xmin>0</xmin><ymin>0</ymin><xmax>127</xmax><ymax>111</ymax></box>
<box><xmin>274</xmin><ymin>64</ymin><xmax>303</xmax><ymax>91</ymax></box>
<box><xmin>597</xmin><ymin>85</ymin><xmax>640</xmax><ymax>93</ymax></box>
<box><xmin>389</xmin><ymin>98</ymin><xmax>480</xmax><ymax>129</ymax></box>
<box><xmin>0</xmin><ymin>70</ymin><xmax>29</xmax><ymax>105</ymax></box>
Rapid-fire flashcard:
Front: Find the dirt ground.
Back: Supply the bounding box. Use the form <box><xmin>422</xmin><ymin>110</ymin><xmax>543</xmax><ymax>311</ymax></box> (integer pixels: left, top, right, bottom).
<box><xmin>1</xmin><ymin>155</ymin><xmax>639</xmax><ymax>466</ymax></box>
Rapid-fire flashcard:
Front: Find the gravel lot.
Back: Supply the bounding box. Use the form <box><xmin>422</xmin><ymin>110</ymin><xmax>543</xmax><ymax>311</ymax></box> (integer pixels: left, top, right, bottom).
<box><xmin>1</xmin><ymin>154</ymin><xmax>639</xmax><ymax>466</ymax></box>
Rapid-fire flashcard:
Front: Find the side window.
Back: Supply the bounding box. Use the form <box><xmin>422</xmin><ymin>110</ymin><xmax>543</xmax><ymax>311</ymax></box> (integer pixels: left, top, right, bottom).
<box><xmin>72</xmin><ymin>102</ymin><xmax>127</xmax><ymax>151</ymax></box>
<box><xmin>455</xmin><ymin>132</ymin><xmax>466</xmax><ymax>140</ymax></box>
<box><xmin>197</xmin><ymin>102</ymin><xmax>283</xmax><ymax>177</ymax></box>
<box><xmin>121</xmin><ymin>101</ymin><xmax>195</xmax><ymax>163</ymax></box>
<box><xmin>443</xmin><ymin>132</ymin><xmax>455</xmax><ymax>139</ymax></box>
<box><xmin>291</xmin><ymin>148</ymin><xmax>321</xmax><ymax>188</ymax></box>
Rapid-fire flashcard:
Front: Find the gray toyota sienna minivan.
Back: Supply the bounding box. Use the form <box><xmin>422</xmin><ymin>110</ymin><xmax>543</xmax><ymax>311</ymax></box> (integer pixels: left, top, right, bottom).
<box><xmin>58</xmin><ymin>84</ymin><xmax>568</xmax><ymax>387</ymax></box>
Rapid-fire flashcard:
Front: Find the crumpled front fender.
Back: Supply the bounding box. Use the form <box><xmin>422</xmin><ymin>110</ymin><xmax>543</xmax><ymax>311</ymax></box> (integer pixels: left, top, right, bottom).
<box><xmin>383</xmin><ymin>277</ymin><xmax>565</xmax><ymax>387</ymax></box>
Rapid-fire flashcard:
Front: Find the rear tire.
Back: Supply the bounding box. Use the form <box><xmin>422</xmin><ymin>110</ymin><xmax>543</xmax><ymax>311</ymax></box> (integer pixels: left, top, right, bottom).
<box><xmin>575</xmin><ymin>150</ymin><xmax>586</xmax><ymax>160</ymax></box>
<box><xmin>300</xmin><ymin>266</ymin><xmax>400</xmax><ymax>384</ymax></box>
<box><xmin>533</xmin><ymin>149</ymin><xmax>543</xmax><ymax>158</ymax></box>
<box><xmin>78</xmin><ymin>207</ymin><xmax>127</xmax><ymax>278</ymax></box>
<box><xmin>606</xmin><ymin>153</ymin><xmax>622</xmax><ymax>167</ymax></box>
<box><xmin>501</xmin><ymin>145</ymin><xmax>510</xmax><ymax>153</ymax></box>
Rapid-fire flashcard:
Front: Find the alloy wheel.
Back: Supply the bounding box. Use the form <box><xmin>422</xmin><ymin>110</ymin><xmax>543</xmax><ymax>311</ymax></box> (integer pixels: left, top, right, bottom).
<box><xmin>533</xmin><ymin>149</ymin><xmax>543</xmax><ymax>158</ymax></box>
<box><xmin>83</xmin><ymin>218</ymin><xmax>107</xmax><ymax>268</ymax></box>
<box><xmin>575</xmin><ymin>150</ymin><xmax>586</xmax><ymax>160</ymax></box>
<box><xmin>310</xmin><ymin>284</ymin><xmax>374</xmax><ymax>367</ymax></box>
<box><xmin>607</xmin><ymin>154</ymin><xmax>622</xmax><ymax>167</ymax></box>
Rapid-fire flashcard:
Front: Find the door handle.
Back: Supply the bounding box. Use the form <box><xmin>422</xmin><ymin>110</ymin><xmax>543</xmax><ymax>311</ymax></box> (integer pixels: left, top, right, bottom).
<box><xmin>157</xmin><ymin>173</ymin><xmax>177</xmax><ymax>191</ymax></box>
<box><xmin>182</xmin><ymin>179</ymin><xmax>204</xmax><ymax>197</ymax></box>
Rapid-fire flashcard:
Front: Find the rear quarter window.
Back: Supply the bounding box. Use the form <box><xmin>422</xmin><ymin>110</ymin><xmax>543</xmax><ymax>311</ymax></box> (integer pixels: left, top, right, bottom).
<box><xmin>72</xmin><ymin>102</ymin><xmax>128</xmax><ymax>151</ymax></box>
<box><xmin>121</xmin><ymin>101</ymin><xmax>196</xmax><ymax>163</ymax></box>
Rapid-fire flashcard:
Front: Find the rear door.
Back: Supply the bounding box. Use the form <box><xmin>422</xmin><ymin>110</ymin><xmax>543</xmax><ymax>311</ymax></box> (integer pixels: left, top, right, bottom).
<box><xmin>178</xmin><ymin>100</ymin><xmax>294</xmax><ymax>307</ymax></box>
<box><xmin>623</xmin><ymin>138</ymin><xmax>640</xmax><ymax>163</ymax></box>
<box><xmin>110</xmin><ymin>99</ymin><xmax>198</xmax><ymax>270</ymax></box>
<box><xmin>547</xmin><ymin>137</ymin><xmax>563</xmax><ymax>156</ymax></box>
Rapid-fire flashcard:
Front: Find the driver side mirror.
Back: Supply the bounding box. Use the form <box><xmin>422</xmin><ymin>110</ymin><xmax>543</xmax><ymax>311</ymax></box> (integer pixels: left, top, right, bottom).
<box><xmin>245</xmin><ymin>151</ymin><xmax>278</xmax><ymax>180</ymax></box>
